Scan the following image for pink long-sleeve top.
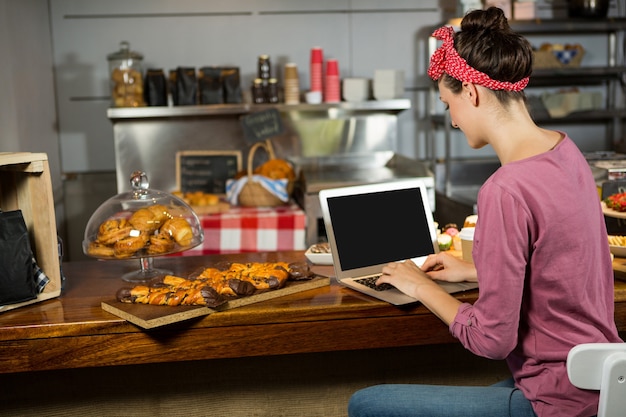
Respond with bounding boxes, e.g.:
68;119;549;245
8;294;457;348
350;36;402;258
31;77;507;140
450;135;622;417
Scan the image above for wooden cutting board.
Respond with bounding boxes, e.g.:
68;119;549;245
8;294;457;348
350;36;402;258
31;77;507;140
101;276;330;329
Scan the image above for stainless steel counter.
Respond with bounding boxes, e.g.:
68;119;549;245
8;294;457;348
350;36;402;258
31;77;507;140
107;100;411;193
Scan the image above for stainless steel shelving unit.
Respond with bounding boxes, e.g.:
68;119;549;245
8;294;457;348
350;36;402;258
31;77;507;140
107;100;412;120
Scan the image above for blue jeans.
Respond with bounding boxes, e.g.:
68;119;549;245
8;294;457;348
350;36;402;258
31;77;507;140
347;378;538;417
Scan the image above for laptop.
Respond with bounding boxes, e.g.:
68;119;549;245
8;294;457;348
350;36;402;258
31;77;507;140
319;179;478;305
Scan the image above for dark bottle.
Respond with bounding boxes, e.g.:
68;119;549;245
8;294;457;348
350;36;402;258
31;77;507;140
266;78;279;104
258;54;271;81
252;78;265;104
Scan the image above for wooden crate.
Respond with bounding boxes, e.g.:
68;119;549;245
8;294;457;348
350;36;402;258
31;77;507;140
0;152;62;312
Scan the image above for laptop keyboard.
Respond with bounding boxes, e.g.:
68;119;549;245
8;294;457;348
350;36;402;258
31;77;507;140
355;275;395;291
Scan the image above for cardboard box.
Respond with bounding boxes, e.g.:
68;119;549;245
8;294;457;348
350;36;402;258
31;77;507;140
514;1;538;20
0;152;62;312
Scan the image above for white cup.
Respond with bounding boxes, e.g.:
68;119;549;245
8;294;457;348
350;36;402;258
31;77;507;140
305;90;322;104
342;78;370;102
459;227;475;264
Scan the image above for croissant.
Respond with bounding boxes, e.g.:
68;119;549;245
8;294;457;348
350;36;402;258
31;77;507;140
254;159;295;181
160;217;194;247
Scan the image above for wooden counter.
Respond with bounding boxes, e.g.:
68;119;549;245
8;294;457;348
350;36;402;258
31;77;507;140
1;250;626;375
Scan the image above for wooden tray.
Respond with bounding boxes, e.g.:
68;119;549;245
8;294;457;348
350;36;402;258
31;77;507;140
101;275;330;329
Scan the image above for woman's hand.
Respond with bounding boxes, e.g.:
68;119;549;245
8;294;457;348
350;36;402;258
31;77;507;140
376;252;477;298
376;252;475;325
377;259;441;301
420;252;478;283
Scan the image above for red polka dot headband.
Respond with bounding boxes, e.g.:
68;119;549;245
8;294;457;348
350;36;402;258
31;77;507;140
428;26;529;92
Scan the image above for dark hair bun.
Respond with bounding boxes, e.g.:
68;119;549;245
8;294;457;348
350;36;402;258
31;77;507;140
461;6;511;34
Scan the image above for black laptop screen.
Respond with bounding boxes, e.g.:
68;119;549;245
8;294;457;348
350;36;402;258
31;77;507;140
326;187;435;271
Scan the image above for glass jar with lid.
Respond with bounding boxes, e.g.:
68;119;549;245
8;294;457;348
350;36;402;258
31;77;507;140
107;41;146;107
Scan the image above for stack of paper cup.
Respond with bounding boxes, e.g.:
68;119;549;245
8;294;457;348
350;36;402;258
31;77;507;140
324;59;340;103
284;63;300;105
310;47;323;93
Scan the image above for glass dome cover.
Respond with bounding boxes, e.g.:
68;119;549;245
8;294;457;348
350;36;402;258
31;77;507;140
83;171;203;265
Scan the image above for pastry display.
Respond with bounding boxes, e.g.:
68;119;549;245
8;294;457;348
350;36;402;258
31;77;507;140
83;172;203;262
83;172;204;282
116;261;314;307
172;191;220;207
86;205;195;259
172;190;230;215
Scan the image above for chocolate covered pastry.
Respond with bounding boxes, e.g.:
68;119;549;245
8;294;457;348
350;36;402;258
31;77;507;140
116;261;314;307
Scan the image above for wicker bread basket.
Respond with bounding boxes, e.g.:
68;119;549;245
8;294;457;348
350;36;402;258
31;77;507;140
238;140;290;207
533;45;585;69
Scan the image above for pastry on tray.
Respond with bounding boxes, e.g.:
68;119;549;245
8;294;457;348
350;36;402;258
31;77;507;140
116;261;314;308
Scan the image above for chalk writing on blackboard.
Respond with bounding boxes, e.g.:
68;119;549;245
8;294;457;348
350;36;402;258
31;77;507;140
240;108;284;143
176;151;242;194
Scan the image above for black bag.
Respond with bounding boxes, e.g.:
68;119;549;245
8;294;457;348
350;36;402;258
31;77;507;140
0;210;37;305
144;69;168;106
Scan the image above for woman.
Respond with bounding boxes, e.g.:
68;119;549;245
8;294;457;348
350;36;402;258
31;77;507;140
347;7;622;417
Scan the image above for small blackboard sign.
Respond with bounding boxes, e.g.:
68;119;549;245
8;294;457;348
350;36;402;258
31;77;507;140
176;150;242;194
240;108;284;143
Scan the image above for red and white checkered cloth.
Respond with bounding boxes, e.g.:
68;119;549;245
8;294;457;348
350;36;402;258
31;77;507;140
176;204;306;256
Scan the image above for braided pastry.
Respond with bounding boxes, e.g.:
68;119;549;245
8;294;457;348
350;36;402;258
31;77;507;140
116;262;312;307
